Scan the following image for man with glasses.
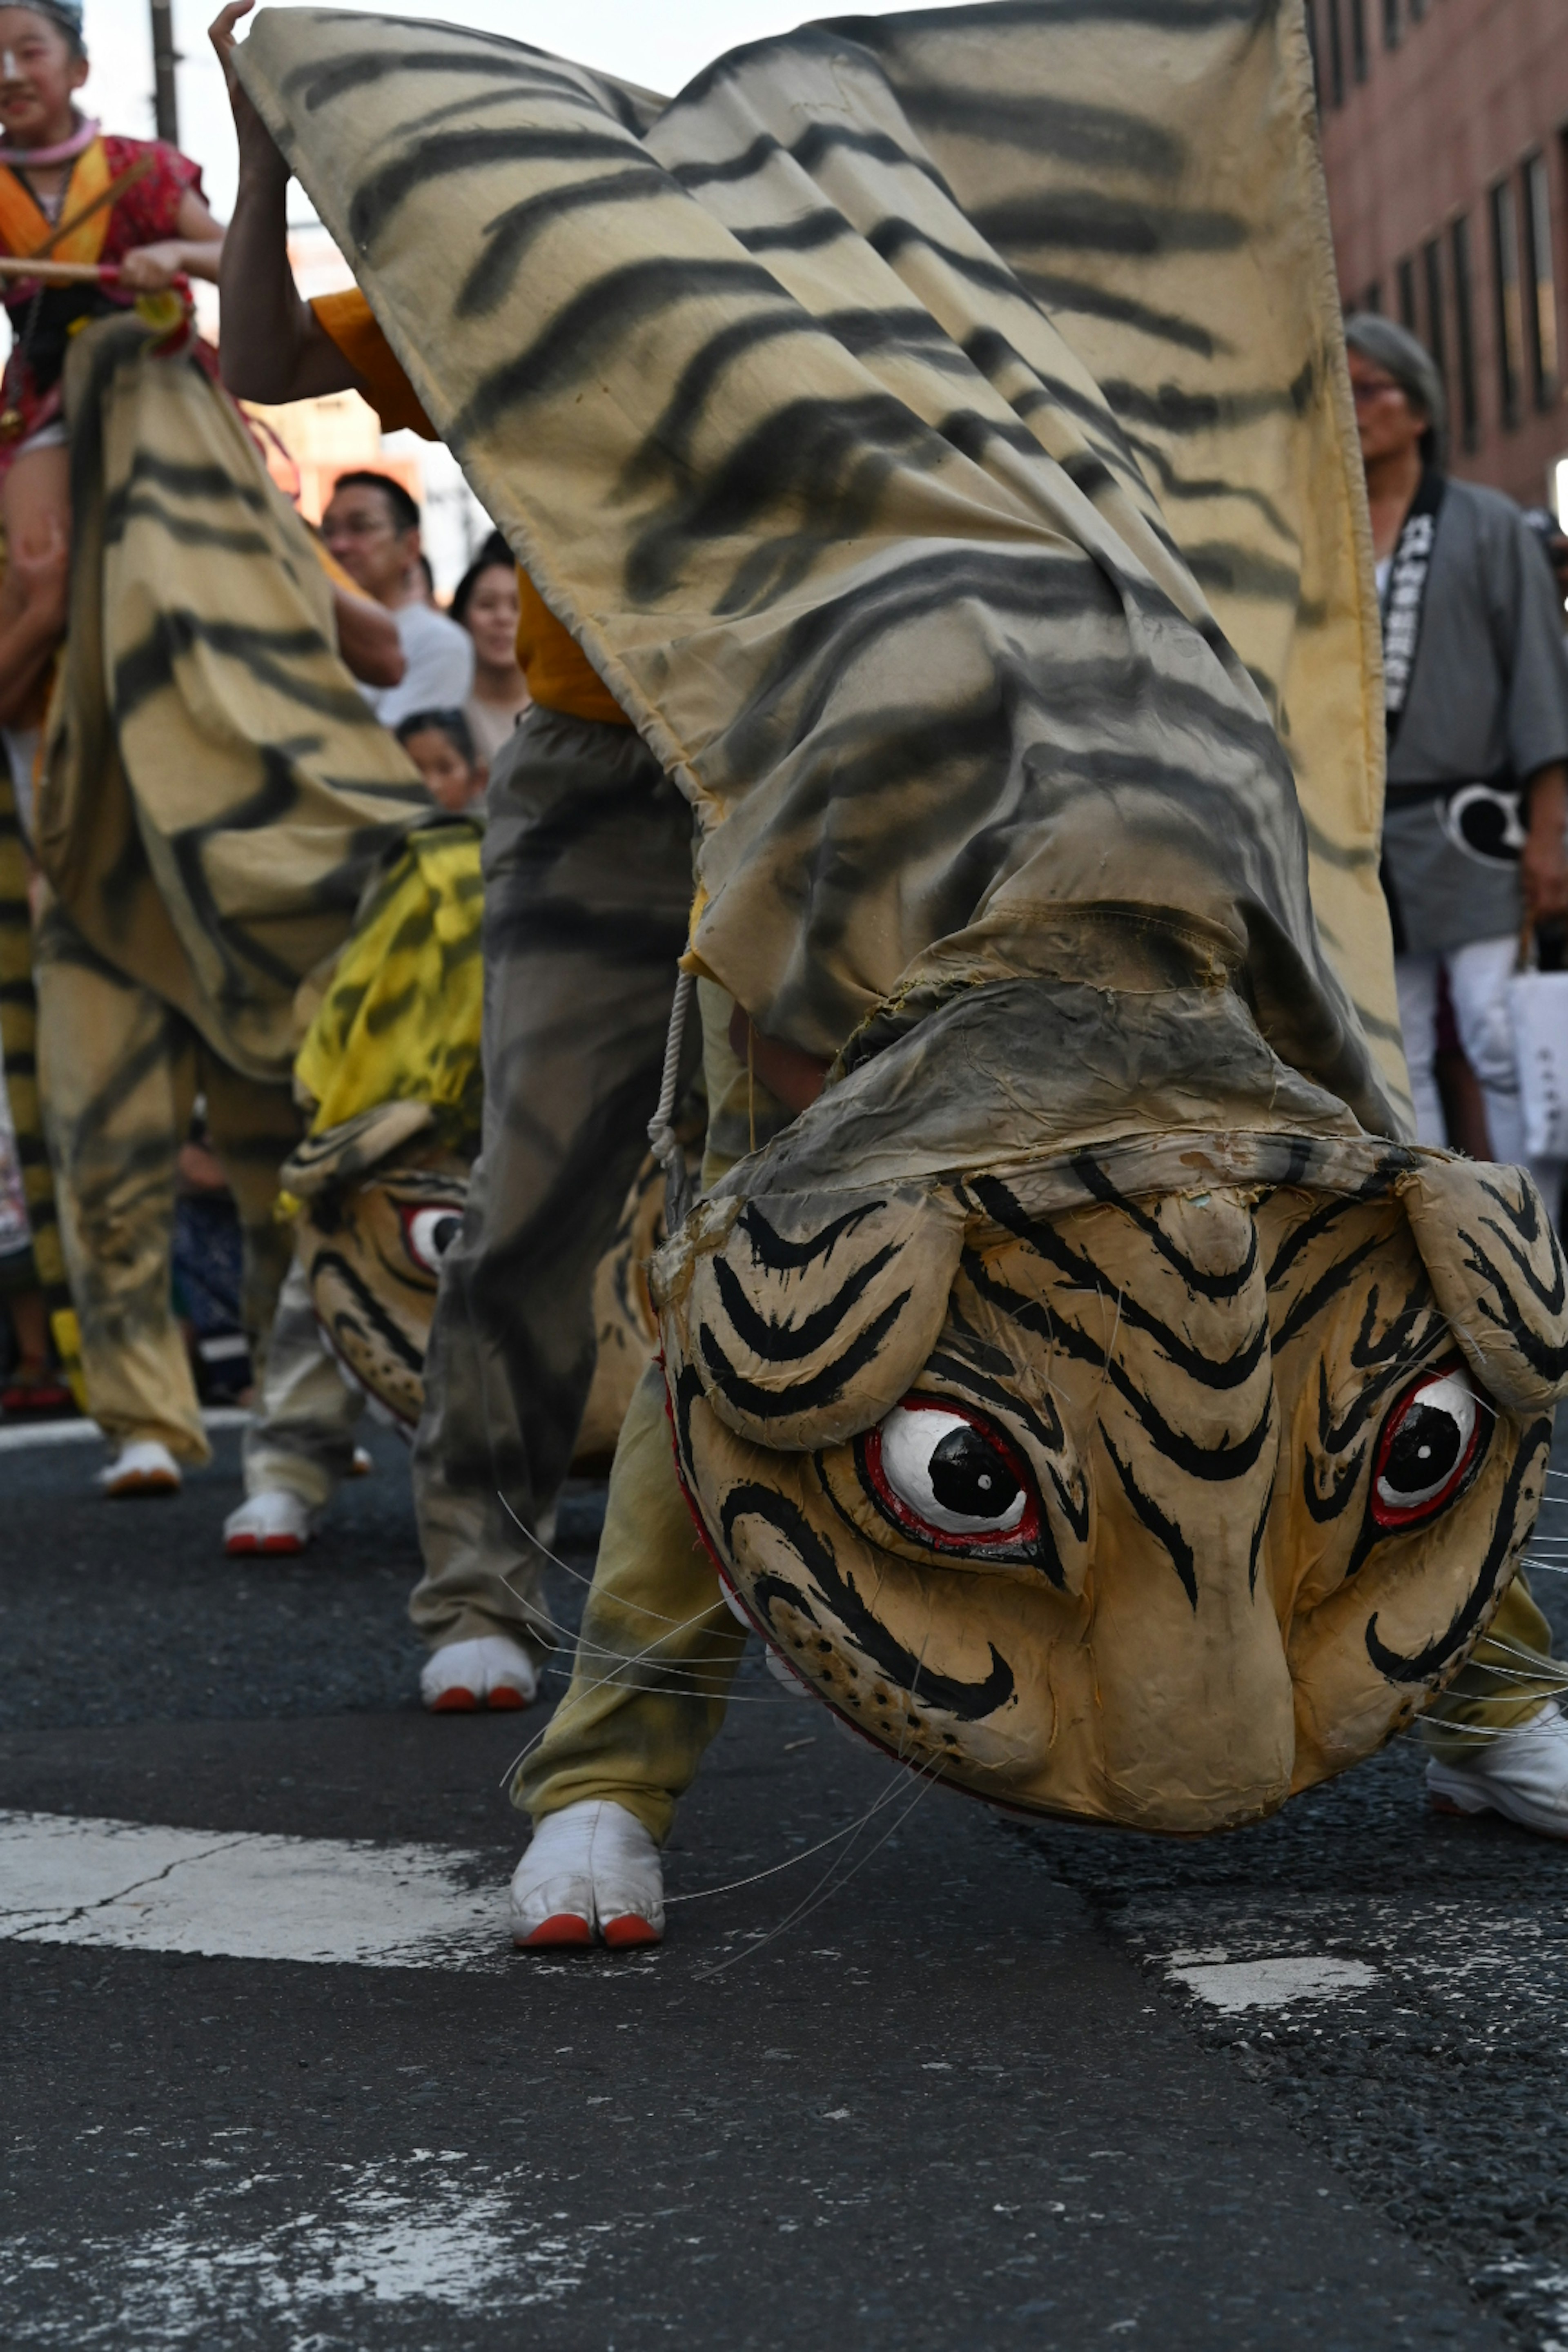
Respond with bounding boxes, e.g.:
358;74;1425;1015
320;470;472;732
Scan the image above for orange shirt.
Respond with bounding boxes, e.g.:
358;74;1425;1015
310;290;630;728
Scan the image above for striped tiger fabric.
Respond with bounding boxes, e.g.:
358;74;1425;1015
238;0;1402;1120
241;4;1568;1831
37;304;425;1087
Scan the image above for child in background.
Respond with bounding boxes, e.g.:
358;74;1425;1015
395;706;488;814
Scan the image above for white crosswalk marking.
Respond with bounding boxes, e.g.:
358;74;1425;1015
0;1810;507;1970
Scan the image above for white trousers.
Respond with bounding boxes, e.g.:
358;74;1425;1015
1395;935;1564;1214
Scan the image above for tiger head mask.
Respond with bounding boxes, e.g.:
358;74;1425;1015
655;987;1568;1835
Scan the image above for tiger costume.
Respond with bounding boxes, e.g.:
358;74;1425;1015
32;298;422;1477
239;2;1568;1936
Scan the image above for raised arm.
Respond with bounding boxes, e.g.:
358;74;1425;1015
209;0;360;403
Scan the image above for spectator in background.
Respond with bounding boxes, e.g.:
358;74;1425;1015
321;469;472;731
395;707;487;815
1345;314;1568;1200
452;531;530;766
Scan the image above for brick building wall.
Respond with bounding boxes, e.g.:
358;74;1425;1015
1313;0;1568;514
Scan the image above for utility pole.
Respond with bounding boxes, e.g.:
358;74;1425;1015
149;0;179;148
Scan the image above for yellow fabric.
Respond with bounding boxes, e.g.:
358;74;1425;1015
311;287;438;438
310;290;629;726
294;821;484;1139
0;134;112;265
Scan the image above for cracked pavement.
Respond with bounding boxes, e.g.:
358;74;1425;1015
3;1422;1568;2346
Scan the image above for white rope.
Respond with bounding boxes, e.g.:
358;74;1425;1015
648;966;696;1233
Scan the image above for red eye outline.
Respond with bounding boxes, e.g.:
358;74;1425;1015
859;1397;1042;1557
1370;1360;1486;1532
399;1203;463;1276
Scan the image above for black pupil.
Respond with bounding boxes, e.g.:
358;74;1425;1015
928;1426;1020;1520
1384;1401;1462;1496
429;1215;461;1258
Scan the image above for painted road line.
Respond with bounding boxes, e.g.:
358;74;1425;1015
1164;1951;1380;2012
0;1408;252;1455
0;1810;506;1971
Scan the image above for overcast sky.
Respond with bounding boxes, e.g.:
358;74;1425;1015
81;1;914;222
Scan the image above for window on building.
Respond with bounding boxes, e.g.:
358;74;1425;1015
1396;257;1417;331
1349;0;1368;82
1522;151;1559;410
1408;0;1425;18
1450;214;1480;452
1325;0;1345;106
1362;280;1383;314
1490;178;1524;431
1382;0;1399;46
1422;237;1448;394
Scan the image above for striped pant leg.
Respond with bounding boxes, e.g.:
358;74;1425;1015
409;706;697;1653
515;984;798;1836
33;906;208;1462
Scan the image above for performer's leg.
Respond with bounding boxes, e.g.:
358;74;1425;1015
198;1056;361;1546
509;985;795;1944
1392;951;1445;1147
1448;932;1566;1209
33;906;206;1467
1424;1576;1568;1836
409;710;695;1685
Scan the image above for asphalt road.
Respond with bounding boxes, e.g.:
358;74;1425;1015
3;1418;1568;2349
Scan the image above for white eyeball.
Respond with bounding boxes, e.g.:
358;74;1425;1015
1374;1365;1480;1523
401;1205;463;1274
875;1403;1027;1537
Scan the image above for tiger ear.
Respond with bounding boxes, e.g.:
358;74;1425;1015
653;1184;967;1450
281;1099;434;1199
1400;1156;1568;1412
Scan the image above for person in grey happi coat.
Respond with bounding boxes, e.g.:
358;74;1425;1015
1344;315;1568;1214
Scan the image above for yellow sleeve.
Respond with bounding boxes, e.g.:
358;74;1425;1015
311;288;438;440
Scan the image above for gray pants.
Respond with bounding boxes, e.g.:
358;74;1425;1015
408;706;696;1653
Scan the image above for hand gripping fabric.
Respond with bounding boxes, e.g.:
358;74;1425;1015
241;3;1568;1832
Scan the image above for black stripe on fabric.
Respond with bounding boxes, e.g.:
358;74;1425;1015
109;450;273;519
457;164;672;317
624;390;945;610
699;1290;911;1419
710;1240;902;1363
1185;541;1304;606
281;40;547;111
620;304;971;505
1467;1174;1568;1323
451;255;787;441
317;1252;425;1376
737;1200;884;1271
719;1479;1016;1721
892;80;1185;181
735;208;853;256
104;496;273;557
1123;430;1298;544
668;120;953;205
1015;269;1220;359
967;1182;1271;1390
111;611;377;729
1101;1427;1198;1608
971;192;1245;261
1065;1153;1261;1299
1365;1419;1550;1683
348;124;648;250
1102;357;1317;437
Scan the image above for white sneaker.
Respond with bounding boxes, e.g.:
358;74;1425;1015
224;1490;316;1557
96;1439;181;1498
510;1799;664;1951
420;1635;538;1715
1427;1707;1568;1839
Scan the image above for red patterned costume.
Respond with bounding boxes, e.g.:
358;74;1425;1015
0;132;203;465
